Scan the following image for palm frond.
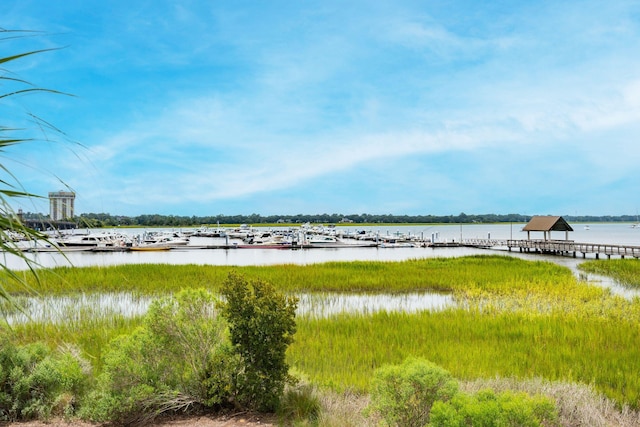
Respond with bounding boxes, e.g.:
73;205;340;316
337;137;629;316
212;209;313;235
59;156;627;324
0;47;61;66
0;30;72;315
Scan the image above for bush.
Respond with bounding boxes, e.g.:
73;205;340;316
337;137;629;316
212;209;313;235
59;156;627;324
0;340;89;421
82;279;299;423
277;383;321;425
368;357;459;427
81;288;228;423
219;272;299;411
429;388;559;427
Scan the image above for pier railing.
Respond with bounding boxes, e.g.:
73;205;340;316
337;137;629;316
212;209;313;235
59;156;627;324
459;238;640;259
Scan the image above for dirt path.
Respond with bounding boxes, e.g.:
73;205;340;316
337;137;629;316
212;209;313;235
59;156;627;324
3;413;277;427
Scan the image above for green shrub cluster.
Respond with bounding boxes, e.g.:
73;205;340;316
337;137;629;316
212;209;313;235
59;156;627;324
430;389;558;427
368;358;558;427
80;273;298;424
0;340;89;422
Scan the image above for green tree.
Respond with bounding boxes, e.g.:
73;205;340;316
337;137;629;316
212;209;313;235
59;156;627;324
219;272;298;411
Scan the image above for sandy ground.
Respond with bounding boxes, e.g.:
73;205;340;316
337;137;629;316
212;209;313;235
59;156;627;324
1;413;277;427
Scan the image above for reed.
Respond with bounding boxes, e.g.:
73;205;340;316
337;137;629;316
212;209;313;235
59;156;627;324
3;255;579;295
289;309;640;407
579;258;640;288
3;255;640;409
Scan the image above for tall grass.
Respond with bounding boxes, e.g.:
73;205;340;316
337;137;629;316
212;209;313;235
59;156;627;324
289;309;640;407
579;258;640;288
3;255;579;295
3;255;640;409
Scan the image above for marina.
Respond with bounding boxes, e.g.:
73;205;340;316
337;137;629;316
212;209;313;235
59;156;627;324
11;217;640;262
3;221;639;272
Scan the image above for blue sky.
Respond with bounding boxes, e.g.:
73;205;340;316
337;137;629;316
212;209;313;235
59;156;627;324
3;1;640;217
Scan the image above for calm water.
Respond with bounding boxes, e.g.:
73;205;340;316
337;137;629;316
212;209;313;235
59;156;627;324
3;223;639;322
4;223;640;298
6;222;639;269
3;291;455;325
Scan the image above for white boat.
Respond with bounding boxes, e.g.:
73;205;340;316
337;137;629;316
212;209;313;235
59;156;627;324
226;224;254;239
134;231;190;249
55;231;130;248
306;235;338;244
379;241;417;248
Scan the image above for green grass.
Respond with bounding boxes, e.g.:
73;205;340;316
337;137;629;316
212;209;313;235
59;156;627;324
579;258;640;288
289;310;640;406
4;255;579;295
3;255;640;408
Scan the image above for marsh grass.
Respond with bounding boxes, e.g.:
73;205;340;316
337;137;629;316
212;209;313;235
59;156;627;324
289;308;640;407
3;255;579;295
579;258;640;288
2;292;151;325
3;255;640;411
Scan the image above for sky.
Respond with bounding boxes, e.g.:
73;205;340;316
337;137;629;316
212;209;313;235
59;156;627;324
3;0;640;217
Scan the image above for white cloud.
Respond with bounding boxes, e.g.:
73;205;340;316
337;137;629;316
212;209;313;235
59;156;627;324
13;0;640;216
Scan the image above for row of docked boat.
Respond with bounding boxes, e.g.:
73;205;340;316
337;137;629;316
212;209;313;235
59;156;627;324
13;230;190;252
10;224;429;252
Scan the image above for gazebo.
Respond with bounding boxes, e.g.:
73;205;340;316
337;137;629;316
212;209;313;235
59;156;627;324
522;216;573;241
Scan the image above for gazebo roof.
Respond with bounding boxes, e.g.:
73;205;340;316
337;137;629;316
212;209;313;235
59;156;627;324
522;216;574;232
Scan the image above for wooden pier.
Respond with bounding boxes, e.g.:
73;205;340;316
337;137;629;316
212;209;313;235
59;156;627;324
458;238;640;259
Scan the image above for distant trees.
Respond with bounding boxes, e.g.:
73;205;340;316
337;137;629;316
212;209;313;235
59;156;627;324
18;210;639;229
76;212;531;227
71;212;637;228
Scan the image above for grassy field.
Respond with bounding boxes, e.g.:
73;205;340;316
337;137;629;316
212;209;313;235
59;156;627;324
3;255;640;409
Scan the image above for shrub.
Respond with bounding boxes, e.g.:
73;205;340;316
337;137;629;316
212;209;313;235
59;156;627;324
219;272;299;411
277;383;321;425
368;357;459;427
429;388;559;427
81;288;228;423
82;280;299;423
0;340;89;421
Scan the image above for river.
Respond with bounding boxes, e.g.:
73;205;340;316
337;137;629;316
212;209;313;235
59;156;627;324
4;222;640;298
3;222;639;323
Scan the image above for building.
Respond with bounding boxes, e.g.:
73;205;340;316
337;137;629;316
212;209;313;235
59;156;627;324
49;191;75;221
522;215;573;241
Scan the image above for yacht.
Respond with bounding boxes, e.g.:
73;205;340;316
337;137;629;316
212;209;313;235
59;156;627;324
55;231;129;248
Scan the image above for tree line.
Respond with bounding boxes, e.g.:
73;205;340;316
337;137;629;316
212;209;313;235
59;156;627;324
19;211;640;228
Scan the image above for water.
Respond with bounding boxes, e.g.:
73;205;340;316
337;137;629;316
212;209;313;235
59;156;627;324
4;223;640;298
297;292;454;318
7;223;640;269
3;291;455;325
2;292;151;325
